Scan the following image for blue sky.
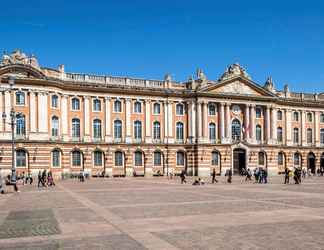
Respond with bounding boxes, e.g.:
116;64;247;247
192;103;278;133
1;0;324;93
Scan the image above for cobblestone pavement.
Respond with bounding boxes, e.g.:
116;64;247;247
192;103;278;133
0;176;324;249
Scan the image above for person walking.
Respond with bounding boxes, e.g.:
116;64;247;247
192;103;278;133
284;167;290;184
211;168;218;184
245;168;252;182
0;170;4;194
293;168;300;184
180;170;186;184
227;169;232;183
37;170;43;188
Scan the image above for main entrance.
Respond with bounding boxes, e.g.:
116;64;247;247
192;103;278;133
307;152;316;174
233;148;246;175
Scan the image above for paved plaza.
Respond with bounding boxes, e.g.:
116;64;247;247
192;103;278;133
0;176;324;249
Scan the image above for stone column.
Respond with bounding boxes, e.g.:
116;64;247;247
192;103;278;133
4;90;11;132
0;91;3;132
244;104;250;140
164;101;168;143
104;97;112;143
301;110;306;146
285;109;292;146
38;92;48;138
266;105;271;144
83;96;90;142
250;104;256;143
61;95;68;141
271;106;277;143
145;99;152;143
202;101;208;142
315;111;320;146
225;103;231;141
197;101;203;142
191;101;196;143
219;102;225;142
168;101;173;143
125;98;132;143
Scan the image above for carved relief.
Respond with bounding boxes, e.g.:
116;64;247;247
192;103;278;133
212;81;261;96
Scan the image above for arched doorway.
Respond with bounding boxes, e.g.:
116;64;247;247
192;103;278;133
320;153;324;173
233;148;246;175
307;152;316;174
231;119;241;141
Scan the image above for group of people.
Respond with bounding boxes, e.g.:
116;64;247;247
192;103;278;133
252;167;268;183
38;170;55;187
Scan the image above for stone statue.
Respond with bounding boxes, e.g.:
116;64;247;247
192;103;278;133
219;63;251;81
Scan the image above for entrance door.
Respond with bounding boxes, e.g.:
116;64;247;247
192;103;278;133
308;153;316;174
233;148;246;175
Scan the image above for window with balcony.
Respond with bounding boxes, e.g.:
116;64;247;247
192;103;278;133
72;118;80;138
93;119;102;139
114;120;122;139
176;122;184;141
293;128;299;144
153;121;161;140
209;123;216;141
134;120;142;140
307;128;313;144
51;116;59;137
277;127;283;143
16;114;26;136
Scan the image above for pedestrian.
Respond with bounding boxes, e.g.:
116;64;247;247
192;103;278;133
263;169;268;184
37;170;44;188
284;167;290;184
6;175;19;192
211;168;218;184
0;170;4;194
227;169;232;183
180;170;186;184
293;168;300;184
254;168;259;183
27;172;33;185
47;171;55;186
245;168;252;182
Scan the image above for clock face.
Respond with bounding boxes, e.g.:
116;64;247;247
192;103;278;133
232;105;241;115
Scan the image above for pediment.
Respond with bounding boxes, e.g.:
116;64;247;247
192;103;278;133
0;64;46;79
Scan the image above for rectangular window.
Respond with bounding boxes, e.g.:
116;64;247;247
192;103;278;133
94;152;102;166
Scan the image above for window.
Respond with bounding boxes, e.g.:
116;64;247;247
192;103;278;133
94;151;103;166
256;107;262;118
321;129;324;144
72;98;80;110
134;121;142;140
51;95;58;108
72;118;80;138
154;151;162;166
293;111;299;121
114;120;122;139
153;103;160;114
294;153;300;166
209;104;216;115
293;128;299;144
52;150;60;167
211;151;219;166
176;151;185;165
258;152;265;165
209;123;216;141
51;116;59;137
176;122;184;140
134;151;142;166
176;103;184;115
16;92;25;105
307;128;313;144
277;110;283;121
278;152;284;165
115;151;123;166
93;99;101;111
256;125;262;142
16;114;25;135
114;100;121;112
153;121;161;140
320;113;324;123
93;119;102;139
134;101;141;113
72;151;82;166
277;127;283;143
16;149;26;167
232;119;241;141
307;112;312;122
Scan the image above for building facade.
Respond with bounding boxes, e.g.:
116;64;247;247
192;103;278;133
0;50;324;178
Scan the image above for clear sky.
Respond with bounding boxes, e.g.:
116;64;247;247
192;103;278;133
1;0;324;93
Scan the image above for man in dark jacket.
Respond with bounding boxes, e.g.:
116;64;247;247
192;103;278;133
211;168;218;184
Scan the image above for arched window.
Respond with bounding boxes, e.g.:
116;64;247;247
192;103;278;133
277;110;283;121
51;116;59;137
176;122;184;140
231;119;241;140
294;153;300;166
277;127;283;143
93;119;102;139
256;107;262;118
320;128;324;144
307;128;313;144
320;113;324;123
176;151;185;165
72;150;82;167
114;100;121;112
258;152;265;165
307;112;312;122
211;151;219;166
154;151;162;166
209;123;216;141
115;151;123;166
51;95;58;108
134;121;142;139
208;104;216;115
278;152;284;166
52;149;60;167
134;151;143;166
16;91;25;105
134;101;141;113
256;125;262;142
93;99;101;111
176;103;184;115
93;151;103;166
16;149;26;167
72;118;80;138
293;128;299;144
153;121;161;139
71;97;80;110
114;120;122;139
16;114;25;135
153;103;160;114
293;111;299;121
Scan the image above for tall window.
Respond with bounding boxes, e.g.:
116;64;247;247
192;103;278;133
114;120;122;139
321;128;324;144
208;104;216;115
93;119;102;139
114;100;121;112
232;119;241;141
16;149;26;167
153;121;161;140
176;151;185;165
93;99;101;111
176;122;184;140
16;92;25;105
94;151;103;166
115;151;123;166
256;125;262;142
307;128;313;144
211;151;219;166
134;121;142;140
209;123;216;141
52;150;60;167
294;153;300;166
134;151;142;166
256;107;262;118
176;103;184;115
154;151;162;166
16;114;25;135
134;101;141;113
277;127;283;143
307;112;312;122
278;152;284;166
258;152;265;165
320;113;324;123
277;110;283;121
72;118;80;138
51;95;58;108
293;128;299;144
72;151;81;166
153;103;160;114
293;111;299;121
72;98;80;110
51;116;59;137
